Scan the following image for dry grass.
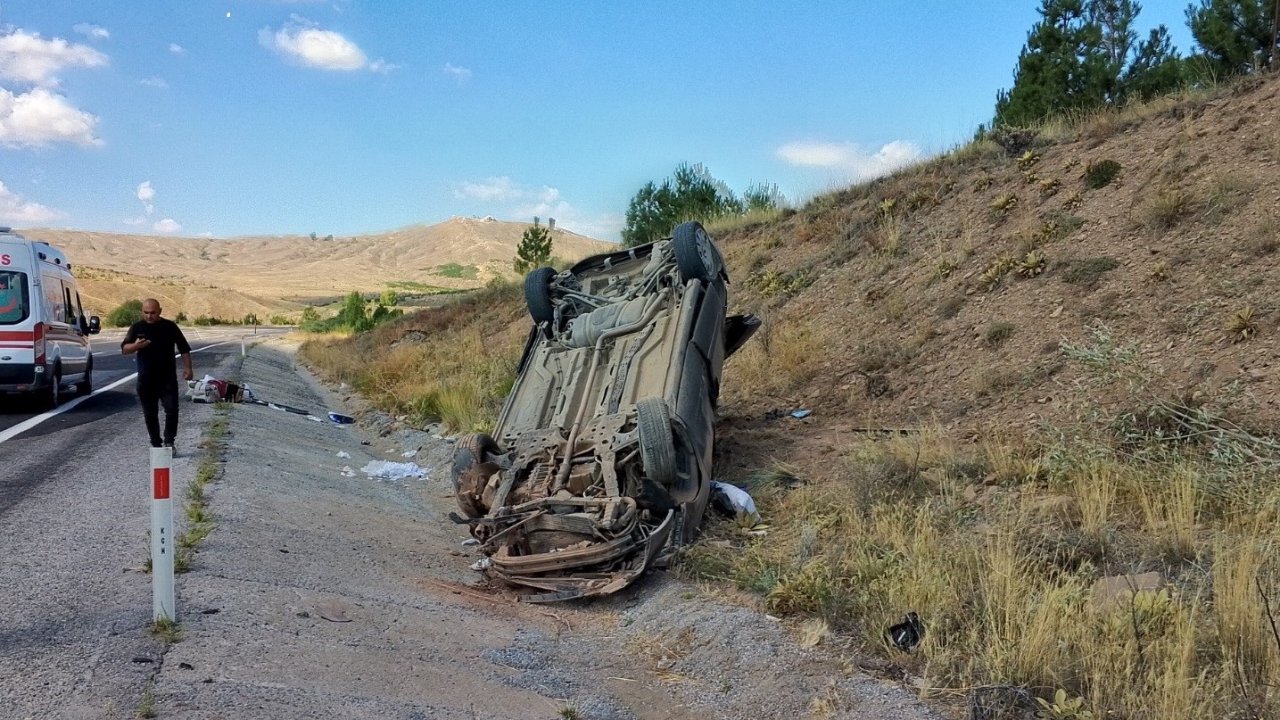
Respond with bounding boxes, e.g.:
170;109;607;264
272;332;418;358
728;316;827;396
300;283;525;432
682;419;1280;718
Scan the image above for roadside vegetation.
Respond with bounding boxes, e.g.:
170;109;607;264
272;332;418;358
300;281;525;432
687;326;1280;718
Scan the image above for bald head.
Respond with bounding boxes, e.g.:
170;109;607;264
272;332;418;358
142;299;162;324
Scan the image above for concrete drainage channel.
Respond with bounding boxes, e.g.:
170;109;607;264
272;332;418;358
134;340;941;720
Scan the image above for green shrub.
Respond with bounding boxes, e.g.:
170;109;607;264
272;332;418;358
107;299;143;327
1084;159;1121;189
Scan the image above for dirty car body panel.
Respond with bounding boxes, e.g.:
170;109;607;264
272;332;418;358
451;222;758;602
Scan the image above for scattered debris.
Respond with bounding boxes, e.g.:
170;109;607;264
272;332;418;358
359;460;427;480
187;375;245;404
336;451;351;459
790;409;812;419
340;466;356;477
469;557;492;572
401;448;419;458
328;412;355;424
886;612;924;651
461;538;480;547
314;599;353;623
710;481;762;526
1090;571;1165;612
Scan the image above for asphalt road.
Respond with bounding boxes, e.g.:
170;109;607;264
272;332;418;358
0;326;282;719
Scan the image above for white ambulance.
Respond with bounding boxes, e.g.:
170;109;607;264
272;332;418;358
0;227;100;408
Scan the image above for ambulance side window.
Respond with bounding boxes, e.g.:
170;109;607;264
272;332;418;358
42;273;65;324
63;284;76;323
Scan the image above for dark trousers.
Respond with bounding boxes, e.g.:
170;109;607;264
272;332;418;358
138;379;179;446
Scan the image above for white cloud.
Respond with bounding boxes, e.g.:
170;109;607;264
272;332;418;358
135;181;156;215
152;218;181;234
139;76;168;89
72;24;110;41
777;140;923;181
0;29;108;87
259;18;390;73
443;62;471;84
454;176;621;241
0;180;60;223
454;176;519;202
0;87;101;147
168;43;185;55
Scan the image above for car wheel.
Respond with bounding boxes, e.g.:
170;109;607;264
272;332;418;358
672;221;719;283
76;357;93;396
452;433;502;518
43;366;62;410
636;398;677;487
523;267;556;324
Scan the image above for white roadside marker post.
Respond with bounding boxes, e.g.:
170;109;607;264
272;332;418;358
150;446;175;622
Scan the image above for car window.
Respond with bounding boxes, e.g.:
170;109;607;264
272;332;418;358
0;270;28;325
62;283;76;322
41;273;65;324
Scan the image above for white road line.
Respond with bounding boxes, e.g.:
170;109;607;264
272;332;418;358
0;341;232;446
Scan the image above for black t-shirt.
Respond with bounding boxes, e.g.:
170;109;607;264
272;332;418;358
123;318;192;383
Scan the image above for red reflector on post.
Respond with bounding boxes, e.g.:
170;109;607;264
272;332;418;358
153;467;170;499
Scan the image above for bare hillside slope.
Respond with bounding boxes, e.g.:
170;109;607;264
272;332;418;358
717;73;1280;435
22;217;612;317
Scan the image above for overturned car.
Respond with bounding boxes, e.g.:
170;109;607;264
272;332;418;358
450;221;759;602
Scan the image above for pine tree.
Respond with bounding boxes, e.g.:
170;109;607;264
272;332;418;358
996;0;1102;127
514;218;554;274
620;163;745;248
995;0;1183;127
1186;0;1278;76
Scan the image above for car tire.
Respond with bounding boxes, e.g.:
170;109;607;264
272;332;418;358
76;357;93;396
452;433;502;518
523;267;556;324
636;398;677;487
43;366;62;410
672;221;719;283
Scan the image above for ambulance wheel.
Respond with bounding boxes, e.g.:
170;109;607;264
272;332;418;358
42;366;62;410
76;358;92;396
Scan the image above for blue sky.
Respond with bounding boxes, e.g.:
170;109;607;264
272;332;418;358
0;1;1197;241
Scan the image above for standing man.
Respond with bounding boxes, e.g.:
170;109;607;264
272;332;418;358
122;299;193;450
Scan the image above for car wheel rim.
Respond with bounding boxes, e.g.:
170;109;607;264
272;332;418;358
696;230;715;274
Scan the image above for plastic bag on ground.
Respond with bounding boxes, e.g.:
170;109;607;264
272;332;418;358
360;460;427;480
710;480;762;526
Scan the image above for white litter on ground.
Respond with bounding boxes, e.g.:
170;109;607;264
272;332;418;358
360;460;427;480
461;538;480;547
336;451;351;459
401;448;418;458
469;557;492;572
340;466;356;478
711;480;762;525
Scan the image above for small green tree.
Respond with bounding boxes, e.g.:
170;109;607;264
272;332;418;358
994;0;1183;127
379;289;398;307
299;306;322;332
514;218;554;274
1186;0;1278;76
621;163;747;248
174;311;188;324
108;299;144;327
337;291;371;332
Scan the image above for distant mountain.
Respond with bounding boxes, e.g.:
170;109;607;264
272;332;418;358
22;217;614;318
